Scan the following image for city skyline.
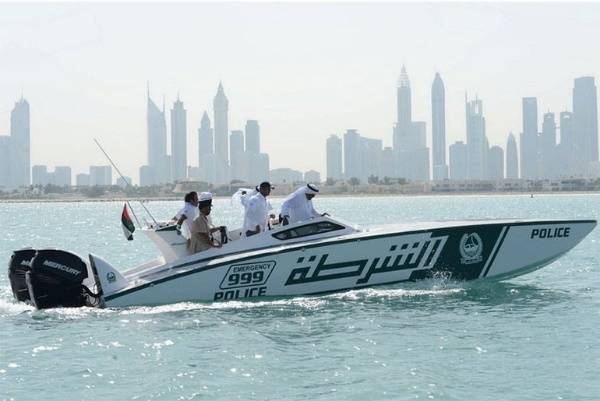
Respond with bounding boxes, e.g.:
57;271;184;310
1;3;599;183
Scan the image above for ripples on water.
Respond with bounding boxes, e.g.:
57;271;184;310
1;195;599;401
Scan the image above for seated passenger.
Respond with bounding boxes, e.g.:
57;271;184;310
187;192;225;253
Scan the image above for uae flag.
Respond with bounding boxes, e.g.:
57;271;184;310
121;203;135;241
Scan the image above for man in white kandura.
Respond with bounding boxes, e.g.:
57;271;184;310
243;181;273;237
280;184;328;225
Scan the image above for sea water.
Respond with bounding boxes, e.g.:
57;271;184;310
0;194;599;401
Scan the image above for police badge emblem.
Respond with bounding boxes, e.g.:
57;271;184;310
459;233;483;264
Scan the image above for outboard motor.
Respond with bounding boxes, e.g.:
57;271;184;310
26;249;91;309
8;248;37;302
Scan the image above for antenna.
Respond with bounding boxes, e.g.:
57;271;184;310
93;138;158;226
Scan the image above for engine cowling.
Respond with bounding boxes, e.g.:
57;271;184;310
26;249;90;309
8;248;37;302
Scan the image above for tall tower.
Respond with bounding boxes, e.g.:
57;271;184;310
520;97;539;179
431;72;448;180
10;97;30;187
326;134;343;181
213;82;229;183
170;96;187;182
506;132;519;179
229;130;245;181
394;65;412;152
245;120;260;154
147;87;168;184
198;111;215;184
540;112;556;178
573;77;599;172
558;111;575;176
465;96;487;180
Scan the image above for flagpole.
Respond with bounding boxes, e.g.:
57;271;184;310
93;138;157;227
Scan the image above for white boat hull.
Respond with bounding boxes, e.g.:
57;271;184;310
103;219;596;307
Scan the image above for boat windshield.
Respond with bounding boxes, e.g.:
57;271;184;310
272;221;346;241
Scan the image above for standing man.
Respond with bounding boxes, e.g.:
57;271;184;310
280;184;327;225
174;191;199;235
243;181;273;237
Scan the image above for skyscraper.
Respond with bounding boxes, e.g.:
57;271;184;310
89;166;112;186
213;82;229;184
393;65;412;155
558;111;575;176
198;111;215;183
573;77;599;173
431;73;448;180
0;137;12;188
343;129;362;181
487;146;504;180
326;134;343;180
520;97;539;179
9;97;30;187
32;165;48;186
465;96;487;180
393;66;430;181
147;88;169;184
449;141;468;180
396;65;412;141
229;130;245;181
54;166;72;187
245;120;260;154
170;96;187;182
506;133;519;179
540;112;557;178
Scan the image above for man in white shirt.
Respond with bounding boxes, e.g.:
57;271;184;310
174;192;199;235
280;184;327;225
243;181;273;237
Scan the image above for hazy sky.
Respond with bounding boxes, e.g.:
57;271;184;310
1;2;599;184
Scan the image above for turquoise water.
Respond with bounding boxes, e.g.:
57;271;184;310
1;194;599;401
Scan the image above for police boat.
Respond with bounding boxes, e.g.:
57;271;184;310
8;216;596;309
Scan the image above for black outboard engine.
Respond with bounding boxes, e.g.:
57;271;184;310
26;249;90;309
8;248;37;302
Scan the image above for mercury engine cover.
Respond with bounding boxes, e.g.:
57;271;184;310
26;249;89;309
8;248;37;302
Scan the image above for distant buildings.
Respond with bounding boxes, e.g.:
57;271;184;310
2;73;596;192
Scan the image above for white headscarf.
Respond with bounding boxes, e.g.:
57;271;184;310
282;184;319;203
280;184;320;223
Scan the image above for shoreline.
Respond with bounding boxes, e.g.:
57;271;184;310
1;191;599;204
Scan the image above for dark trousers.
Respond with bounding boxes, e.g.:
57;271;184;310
245;230;259;237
